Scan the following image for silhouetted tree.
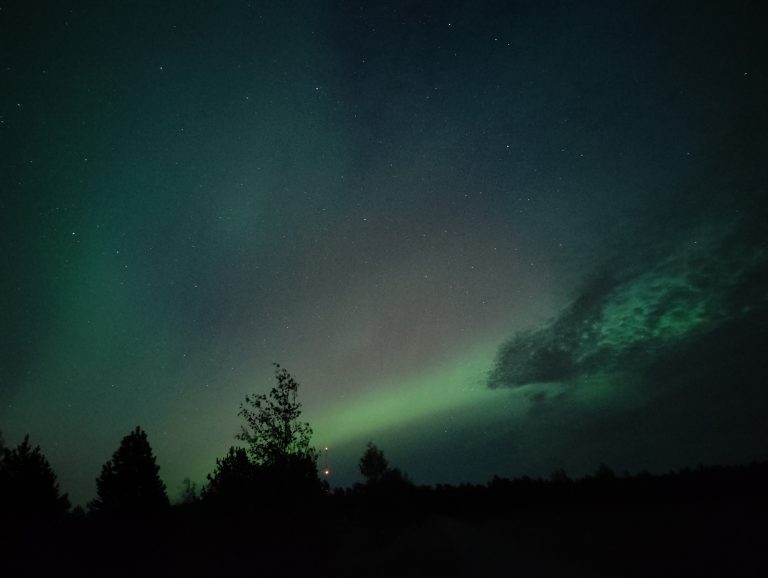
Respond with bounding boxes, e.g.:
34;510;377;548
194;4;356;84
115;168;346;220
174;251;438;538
232;364;324;507
90;426;169;515
359;442;389;483
179;477;199;504
356;443;414;512
237;363;315;465
549;468;571;484
204;446;257;511
379;467;412;486
0;434;70;518
592;463;617;482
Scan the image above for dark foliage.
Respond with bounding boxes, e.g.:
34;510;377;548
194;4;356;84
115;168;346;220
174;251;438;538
206;364;326;512
359;441;389;483
257;451;328;506
203;446;257;514
354;443;415;517
358;442;414;492
89;426;169;516
4;393;767;576
3;426;767;577
0;434;70;518
178;477;199;504
203;449;325;517
237;363;315;466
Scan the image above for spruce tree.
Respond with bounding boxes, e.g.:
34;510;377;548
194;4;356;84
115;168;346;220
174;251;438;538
359;442;389;483
0;434;70;518
90;426;169;515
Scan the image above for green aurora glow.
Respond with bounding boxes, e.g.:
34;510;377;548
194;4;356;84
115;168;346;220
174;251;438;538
1;1;766;504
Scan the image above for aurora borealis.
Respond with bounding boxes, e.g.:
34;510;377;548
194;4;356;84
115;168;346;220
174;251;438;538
1;1;767;506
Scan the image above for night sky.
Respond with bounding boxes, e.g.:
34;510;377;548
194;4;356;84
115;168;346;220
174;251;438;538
2;1;767;506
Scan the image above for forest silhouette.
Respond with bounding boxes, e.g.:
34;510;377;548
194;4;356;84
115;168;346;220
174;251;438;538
1;366;766;577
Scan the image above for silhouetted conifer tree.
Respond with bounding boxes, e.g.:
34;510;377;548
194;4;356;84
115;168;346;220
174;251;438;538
90;426;169;515
592;463;617;482
549;468;571;484
359;442;389;483
356;443;413;512
179;477;199;504
204;446;257;512
0;434;70;518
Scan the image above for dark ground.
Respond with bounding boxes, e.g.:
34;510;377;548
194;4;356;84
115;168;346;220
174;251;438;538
4;499;766;576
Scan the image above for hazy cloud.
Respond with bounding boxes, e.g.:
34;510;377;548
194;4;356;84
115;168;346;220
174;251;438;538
489;219;768;390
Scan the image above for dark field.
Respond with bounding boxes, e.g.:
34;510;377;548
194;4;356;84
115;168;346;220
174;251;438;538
5;463;766;577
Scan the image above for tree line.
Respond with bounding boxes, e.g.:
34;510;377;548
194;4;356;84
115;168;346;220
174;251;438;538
0;364;410;519
2;364;767;521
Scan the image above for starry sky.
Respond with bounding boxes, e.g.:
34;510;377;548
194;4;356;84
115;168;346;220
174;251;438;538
1;1;767;506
